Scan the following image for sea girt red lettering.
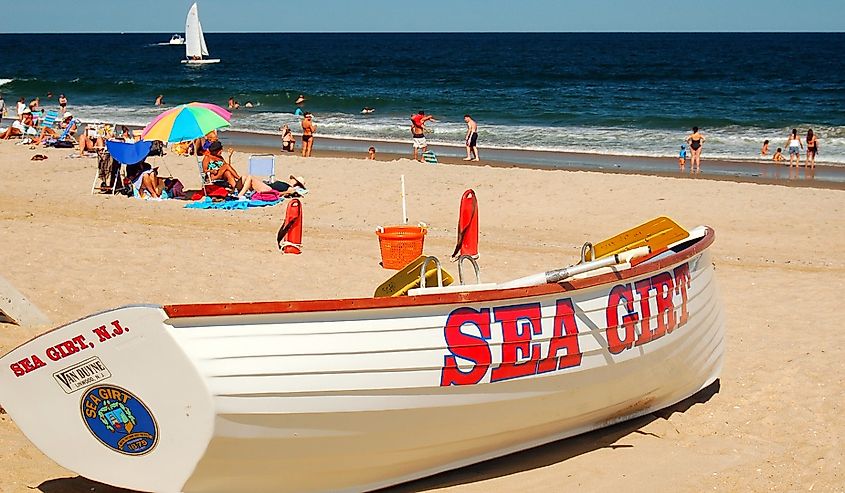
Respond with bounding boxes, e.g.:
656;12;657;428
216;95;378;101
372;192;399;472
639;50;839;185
439;262;692;386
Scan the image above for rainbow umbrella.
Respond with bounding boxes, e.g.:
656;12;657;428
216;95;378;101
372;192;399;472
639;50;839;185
141;102;232;143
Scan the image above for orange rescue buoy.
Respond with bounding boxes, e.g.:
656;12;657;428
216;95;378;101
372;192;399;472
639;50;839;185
452;189;478;259
277;199;303;254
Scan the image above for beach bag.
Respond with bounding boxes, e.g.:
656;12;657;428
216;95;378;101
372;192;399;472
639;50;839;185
53;140;74;148
251;190;281;202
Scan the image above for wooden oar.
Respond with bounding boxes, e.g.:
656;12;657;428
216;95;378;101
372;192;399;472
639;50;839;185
498;246;651;290
585;216;688;261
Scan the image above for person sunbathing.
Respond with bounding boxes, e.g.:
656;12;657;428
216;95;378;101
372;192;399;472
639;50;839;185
237;174;306;198
0;110;36;139
202;140;242;189
77;125;105;156
127;163;160;199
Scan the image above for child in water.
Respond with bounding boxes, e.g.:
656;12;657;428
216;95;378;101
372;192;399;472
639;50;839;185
772;147;785;163
678;145;687;171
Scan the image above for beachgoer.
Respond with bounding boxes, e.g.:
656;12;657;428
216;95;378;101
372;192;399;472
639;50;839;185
361;107;375;114
280;125;295;152
295;94;306;105
202;140;242;189
411;111;436;162
76;124;105;155
772;148;785;163
16;97;26;120
805;129;818;169
58;94;68;114
785;128;803;170
678;145;687;171
238;175;306;198
0;94;5;118
128;163;160;199
155;95;164;106
227;97;237;109
761;140;769;157
29;97;40;111
463;115;479;161
244;101;254;108
0;110;36;140
368;146;376;160
46;92;53;99
685;126;705;174
301;113;316;157
294;107;305;117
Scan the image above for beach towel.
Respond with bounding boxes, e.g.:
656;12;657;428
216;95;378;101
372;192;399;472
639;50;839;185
184;196;282;210
422;151;438;164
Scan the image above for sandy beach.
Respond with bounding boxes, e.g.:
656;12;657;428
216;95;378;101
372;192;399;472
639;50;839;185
1;140;843;493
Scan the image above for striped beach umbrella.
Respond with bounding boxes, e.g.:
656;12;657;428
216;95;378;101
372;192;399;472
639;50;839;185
141;102;231;143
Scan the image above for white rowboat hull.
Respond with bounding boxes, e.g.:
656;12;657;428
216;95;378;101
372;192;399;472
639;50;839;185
181;59;220;65
0;228;724;493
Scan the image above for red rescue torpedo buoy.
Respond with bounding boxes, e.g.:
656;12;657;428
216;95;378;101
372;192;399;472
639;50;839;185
452;189;478;259
277;199;303;254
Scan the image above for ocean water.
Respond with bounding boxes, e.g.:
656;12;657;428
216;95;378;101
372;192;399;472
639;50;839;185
1;33;843;164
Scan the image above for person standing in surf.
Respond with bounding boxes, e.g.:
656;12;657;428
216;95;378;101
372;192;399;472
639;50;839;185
301;112;316;157
463;115;480;161
411;111;436;162
785;128;803;177
685;127;705;174
58;94;68;115
805;129;818;170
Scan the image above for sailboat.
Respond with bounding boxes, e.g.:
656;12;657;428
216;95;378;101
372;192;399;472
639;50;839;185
181;3;219;65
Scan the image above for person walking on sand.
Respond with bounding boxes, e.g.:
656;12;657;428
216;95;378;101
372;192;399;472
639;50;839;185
301;112;316;157
785;128;803;175
463;115;480;161
685;127;705;174
411;111;436;162
805;129;818;170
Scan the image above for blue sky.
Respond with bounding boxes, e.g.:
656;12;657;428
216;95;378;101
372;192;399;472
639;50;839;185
5;0;844;33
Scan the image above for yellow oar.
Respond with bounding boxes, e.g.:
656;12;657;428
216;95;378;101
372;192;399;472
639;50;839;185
586;216;689;261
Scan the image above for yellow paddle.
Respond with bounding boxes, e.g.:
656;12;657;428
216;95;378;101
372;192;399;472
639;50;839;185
585;216;689;261
374;256;455;297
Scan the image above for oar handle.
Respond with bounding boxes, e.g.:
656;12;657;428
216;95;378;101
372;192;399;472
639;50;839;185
499;246;651;290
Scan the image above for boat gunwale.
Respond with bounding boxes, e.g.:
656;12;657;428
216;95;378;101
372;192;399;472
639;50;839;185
163;227;715;319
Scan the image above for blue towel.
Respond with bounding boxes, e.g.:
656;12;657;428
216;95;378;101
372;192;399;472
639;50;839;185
184;197;282;210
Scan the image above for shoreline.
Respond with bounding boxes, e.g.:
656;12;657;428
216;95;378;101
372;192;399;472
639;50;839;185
224;130;845;191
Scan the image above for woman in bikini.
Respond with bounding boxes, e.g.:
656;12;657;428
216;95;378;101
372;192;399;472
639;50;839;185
685;126;705;174
805;129;818;170
202;140;242;189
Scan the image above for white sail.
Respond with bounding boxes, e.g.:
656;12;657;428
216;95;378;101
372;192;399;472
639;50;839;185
185;3;202;59
197;15;209;56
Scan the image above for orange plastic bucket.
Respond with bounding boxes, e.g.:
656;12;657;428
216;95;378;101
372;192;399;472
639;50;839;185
376;226;427;269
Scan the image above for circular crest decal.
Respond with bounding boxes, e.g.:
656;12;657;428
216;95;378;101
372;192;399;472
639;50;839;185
80;385;158;455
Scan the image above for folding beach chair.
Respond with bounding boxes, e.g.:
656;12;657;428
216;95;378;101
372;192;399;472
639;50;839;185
248;154;276;182
38;110;60;131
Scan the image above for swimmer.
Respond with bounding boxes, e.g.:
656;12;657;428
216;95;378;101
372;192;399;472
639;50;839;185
295;94;306;105
155;94;164;106
361;107;375;114
244;101;254;108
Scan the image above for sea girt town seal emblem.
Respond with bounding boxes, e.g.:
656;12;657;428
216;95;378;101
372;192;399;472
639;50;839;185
80;385;158;455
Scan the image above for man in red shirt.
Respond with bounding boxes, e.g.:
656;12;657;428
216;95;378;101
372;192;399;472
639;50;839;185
410;111;436;162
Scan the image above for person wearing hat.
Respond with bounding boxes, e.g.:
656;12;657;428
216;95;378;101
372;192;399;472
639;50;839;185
237;174;307;199
202;140;242;190
1;108;36;140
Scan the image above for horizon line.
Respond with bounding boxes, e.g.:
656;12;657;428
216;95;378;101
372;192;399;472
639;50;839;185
1;30;843;35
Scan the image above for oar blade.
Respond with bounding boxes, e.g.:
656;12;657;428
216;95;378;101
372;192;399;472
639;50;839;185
590;216;688;261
